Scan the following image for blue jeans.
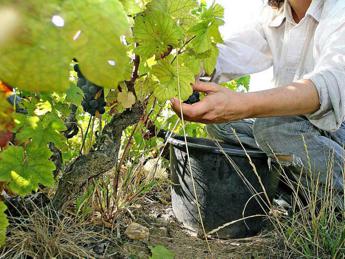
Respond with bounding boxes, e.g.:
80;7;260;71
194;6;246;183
206;116;345;208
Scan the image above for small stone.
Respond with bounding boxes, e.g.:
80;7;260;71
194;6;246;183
125;222;150;241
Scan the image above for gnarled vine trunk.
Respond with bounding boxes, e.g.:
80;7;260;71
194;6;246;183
52;104;143;211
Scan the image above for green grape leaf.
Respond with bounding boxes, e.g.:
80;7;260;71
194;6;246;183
152;60;194;102
0;202;9;246
202;44;219;75
0;0;131;92
15;112;67;149
0;145;55;195
64;0;132;88
65;84;84;105
133;11;183;59
236;76;251;91
147;0;198;30
180;52;202;75
180;45;218;76
149;245;175;259
0;146;23;182
189;4;224;54
221;76;251;92
0;0;72;92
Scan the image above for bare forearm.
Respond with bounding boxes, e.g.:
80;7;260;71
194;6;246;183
171;80;321;124
246;79;320;118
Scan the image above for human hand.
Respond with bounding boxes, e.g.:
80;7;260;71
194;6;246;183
171;81;251;124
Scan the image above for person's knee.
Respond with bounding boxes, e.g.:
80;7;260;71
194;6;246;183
253;116;315;151
253;117;305;167
253;118;277;151
253;117;293;155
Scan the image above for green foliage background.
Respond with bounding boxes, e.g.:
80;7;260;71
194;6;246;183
0;0;250;246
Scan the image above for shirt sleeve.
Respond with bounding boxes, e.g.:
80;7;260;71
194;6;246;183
303;20;345;132
213;20;273;84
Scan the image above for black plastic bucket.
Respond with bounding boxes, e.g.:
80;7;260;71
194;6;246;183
168;136;280;238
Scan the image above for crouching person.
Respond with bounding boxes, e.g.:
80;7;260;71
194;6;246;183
171;0;345;210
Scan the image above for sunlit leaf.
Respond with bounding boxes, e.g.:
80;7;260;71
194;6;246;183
0;0;72;92
34;101;52;116
64;0;132;88
202;44;219;75
151;60;194;102
0;145;55;195
0;0;131;92
133;11;183;59
147;0;198;30
15;112;67;148
189;4;224;54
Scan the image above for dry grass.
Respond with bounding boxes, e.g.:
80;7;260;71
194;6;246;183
0;204;118;258
266;139;345;258
272;167;345;258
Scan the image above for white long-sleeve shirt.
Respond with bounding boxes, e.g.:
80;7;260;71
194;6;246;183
214;0;345;132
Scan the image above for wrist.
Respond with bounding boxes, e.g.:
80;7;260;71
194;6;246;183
243;92;261;119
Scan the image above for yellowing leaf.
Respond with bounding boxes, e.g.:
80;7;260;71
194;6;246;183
10;170;31;190
117;91;136;109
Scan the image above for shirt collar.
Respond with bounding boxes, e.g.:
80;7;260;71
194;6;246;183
306;0;324;22
268;5;285;27
268;0;324;28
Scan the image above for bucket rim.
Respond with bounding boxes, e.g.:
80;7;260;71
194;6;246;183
167;136;267;158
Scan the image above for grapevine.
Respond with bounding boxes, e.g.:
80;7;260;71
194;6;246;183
0;0;225;247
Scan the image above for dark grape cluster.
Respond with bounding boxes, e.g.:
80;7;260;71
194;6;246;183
74;64;106;116
7;95;27;114
184;91;200;105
